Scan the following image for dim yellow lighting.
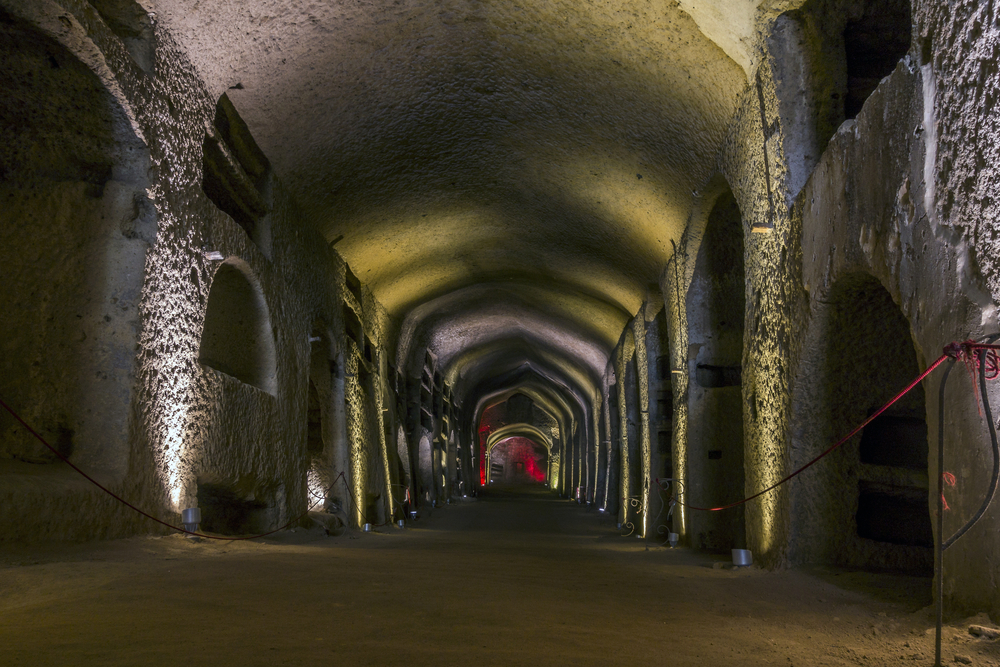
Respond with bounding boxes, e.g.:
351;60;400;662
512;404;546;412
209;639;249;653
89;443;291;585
164;423;185;510
633;316;650;539
374;367;395;521
159;376;192;513
307;467;326;511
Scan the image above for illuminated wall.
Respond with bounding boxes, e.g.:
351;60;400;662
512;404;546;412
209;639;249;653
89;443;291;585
8;0;1000;625
488;437;547;484
0;1;405;539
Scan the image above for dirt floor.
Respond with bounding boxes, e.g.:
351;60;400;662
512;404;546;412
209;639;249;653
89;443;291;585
2;486;999;666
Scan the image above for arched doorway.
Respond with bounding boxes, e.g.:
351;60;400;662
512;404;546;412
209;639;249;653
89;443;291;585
790;273;931;573
0;10;151;502
199;259;277;394
488;437;548;485
417;431;433;504
686;186;746;552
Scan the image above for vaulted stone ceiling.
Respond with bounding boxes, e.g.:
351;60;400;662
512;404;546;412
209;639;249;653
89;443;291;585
149;0;768;408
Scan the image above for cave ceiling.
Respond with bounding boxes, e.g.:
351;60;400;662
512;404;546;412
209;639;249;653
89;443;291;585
148;0;777;405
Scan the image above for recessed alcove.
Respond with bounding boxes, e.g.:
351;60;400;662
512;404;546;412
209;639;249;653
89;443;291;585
856;483;933;547
198;260;277;395
343;304;364;354
769;0;912;201
0;9;151;484
686;184;746;551
345;265;364;306
307;382;323;454
306;325;335;458
196;481;270;535
488;436;547;485
843;0;911;120
792;272;931;573
858;409;927;469
202;94;272;257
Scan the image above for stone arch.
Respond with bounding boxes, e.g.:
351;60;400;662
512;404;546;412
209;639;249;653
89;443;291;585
647;304;676;535
417;430;433;504
0;9;151;482
397;424;412;499
606;363;622;517
304;320;338;510
488;436;549;485
486;423;554;486
198;259;277;395
790;272;931;573
686;185;746;552
622;330;642;527
486;424;553;452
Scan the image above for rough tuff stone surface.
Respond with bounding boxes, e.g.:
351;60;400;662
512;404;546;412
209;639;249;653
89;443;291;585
6;0;1000;627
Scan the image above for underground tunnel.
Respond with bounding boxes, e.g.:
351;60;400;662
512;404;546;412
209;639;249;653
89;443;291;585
3;0;1000;665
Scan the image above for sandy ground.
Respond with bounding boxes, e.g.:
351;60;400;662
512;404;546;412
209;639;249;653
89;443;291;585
1;486;999;666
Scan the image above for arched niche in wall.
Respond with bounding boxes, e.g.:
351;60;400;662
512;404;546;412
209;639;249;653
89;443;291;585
646;305;675;536
686;185;746;552
790;272;931;573
596;374;613;511
202;94;273;258
198;259;277;395
621;331;642;527
417;431;433;503
605;373;621;516
396;425;412;499
769;0;912;199
306;322;337;458
0;9;152;479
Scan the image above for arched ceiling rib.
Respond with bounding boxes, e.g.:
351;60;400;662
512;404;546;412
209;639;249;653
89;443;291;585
487;425;553;452
449;339;598;408
398;282;617;380
467;365;590;444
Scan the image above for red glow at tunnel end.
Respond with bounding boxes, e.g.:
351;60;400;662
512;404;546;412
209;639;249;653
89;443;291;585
489;436;546;483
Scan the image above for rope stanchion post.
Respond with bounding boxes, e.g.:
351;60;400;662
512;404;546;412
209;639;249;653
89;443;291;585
932;337;1000;666
935;360;953;667
648;338;1000;667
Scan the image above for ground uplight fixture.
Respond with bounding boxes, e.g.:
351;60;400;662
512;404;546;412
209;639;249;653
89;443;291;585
668;532;679;548
363;523;373;532
732;549;752;567
397;519;405;528
181;507;201;536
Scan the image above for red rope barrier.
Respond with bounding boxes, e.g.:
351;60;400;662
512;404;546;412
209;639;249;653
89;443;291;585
0;396;316;541
3;340;997;531
663;348;962;512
